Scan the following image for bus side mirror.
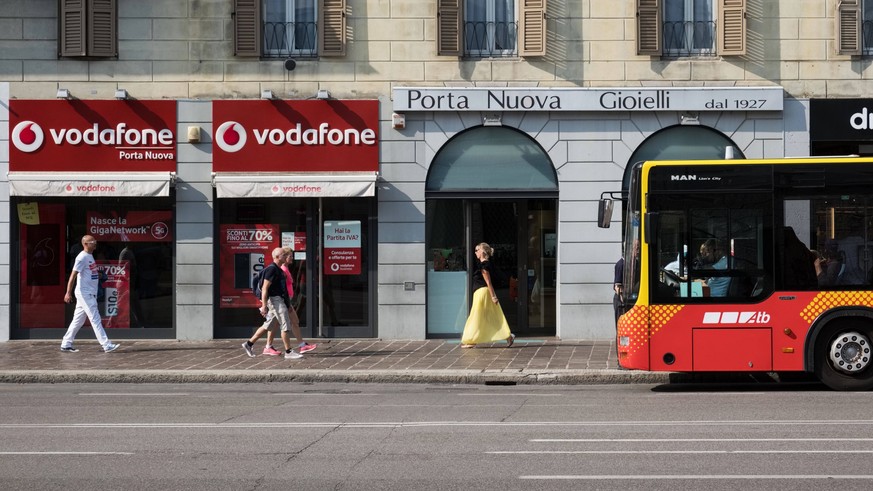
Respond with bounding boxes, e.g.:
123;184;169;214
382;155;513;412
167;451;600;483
598;199;614;228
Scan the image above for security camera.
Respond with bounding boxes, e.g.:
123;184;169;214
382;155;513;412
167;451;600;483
284;59;296;71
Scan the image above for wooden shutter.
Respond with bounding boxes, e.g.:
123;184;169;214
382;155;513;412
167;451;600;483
519;0;547;56
636;0;661;55
718;0;745;55
88;0;116;57
319;0;346;56
437;0;462;56
837;0;861;55
234;0;261;57
59;0;87;57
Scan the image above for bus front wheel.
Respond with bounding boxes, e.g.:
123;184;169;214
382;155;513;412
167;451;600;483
814;321;873;391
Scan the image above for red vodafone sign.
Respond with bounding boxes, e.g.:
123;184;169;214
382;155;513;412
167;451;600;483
9;100;177;172
213;100;379;172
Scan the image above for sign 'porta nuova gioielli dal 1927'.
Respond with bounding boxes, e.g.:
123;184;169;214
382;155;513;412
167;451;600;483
392;86;784;112
9;100;177;172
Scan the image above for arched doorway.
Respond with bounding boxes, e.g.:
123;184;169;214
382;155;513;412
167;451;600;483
623;124;744;192
425;126;558;338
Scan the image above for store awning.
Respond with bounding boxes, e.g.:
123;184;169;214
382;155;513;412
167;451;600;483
212;172;378;198
7;172;176;197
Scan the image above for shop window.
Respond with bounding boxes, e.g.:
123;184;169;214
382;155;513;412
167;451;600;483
636;0;745;57
58;0;117;58
215;198;373;338
437;0;546;58
234;0;346;58
15;198;174;334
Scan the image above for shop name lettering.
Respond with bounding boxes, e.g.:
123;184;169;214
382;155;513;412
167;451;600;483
119;150;174;160
326;227;359;241
45;123;174;159
89;216;150;236
403;90;674;110
251;124;376;146
49;124;172;145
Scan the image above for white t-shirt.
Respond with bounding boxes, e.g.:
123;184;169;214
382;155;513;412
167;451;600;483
73;250;100;296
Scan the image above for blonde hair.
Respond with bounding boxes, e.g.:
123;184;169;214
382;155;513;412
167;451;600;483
477;242;493;259
281;246;293;263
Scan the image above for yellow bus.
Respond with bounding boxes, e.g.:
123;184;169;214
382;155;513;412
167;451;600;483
601;157;873;390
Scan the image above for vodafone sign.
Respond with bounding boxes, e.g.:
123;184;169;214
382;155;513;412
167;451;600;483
212;100;379;172
10;100;177;172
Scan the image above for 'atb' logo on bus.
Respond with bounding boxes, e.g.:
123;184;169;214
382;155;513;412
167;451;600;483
702;311;771;324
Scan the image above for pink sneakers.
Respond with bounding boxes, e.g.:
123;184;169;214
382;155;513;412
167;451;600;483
298;342;317;354
262;346;281;356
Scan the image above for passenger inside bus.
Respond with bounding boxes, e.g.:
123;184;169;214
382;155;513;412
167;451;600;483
814;240;844;287
697;239;729;296
781;227;818;290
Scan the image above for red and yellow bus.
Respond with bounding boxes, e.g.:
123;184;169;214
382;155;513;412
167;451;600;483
602;157;873;390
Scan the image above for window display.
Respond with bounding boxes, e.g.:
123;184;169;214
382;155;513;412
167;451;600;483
14;198;174;334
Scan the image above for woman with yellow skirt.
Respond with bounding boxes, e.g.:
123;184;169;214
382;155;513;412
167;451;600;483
460;243;516;348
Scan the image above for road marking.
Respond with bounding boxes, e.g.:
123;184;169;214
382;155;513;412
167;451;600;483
0;452;133;455
456;393;563;397
532;438;873;442
79;393;190;396
485;450;873;455
4;419;873;429
519;475;873;480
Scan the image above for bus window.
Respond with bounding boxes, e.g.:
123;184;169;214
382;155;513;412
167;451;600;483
650;192;769;303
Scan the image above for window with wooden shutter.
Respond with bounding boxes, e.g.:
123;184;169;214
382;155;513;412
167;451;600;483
637;0;661;55
837;0;861;55
519;0;547;56
59;0;116;58
437;0;462;56
234;0;261;57
59;0;87;57
89;0;116;57
718;0;745;55
319;0;347;57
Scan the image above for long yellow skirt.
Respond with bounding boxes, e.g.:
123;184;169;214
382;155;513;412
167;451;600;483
460;287;511;345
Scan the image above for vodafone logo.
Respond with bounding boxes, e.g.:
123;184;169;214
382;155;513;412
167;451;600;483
12;121;45;153
216;121;247;153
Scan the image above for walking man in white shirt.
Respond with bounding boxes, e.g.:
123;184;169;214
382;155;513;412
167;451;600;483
60;235;120;353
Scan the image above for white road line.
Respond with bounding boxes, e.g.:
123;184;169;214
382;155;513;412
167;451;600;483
531;438;873;442
520;475;873;480
456;393;563;397
0;452;133;455
79;393;190;396
3;419;873;429
485;450;873;455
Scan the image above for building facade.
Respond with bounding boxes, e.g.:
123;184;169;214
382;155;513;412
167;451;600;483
0;0;870;341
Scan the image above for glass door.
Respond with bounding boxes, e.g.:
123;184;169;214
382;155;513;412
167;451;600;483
426;198;556;337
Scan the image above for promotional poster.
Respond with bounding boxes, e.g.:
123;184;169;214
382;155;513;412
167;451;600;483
96;260;131;328
219;224;280;308
87;211;173;242
323;220;361;275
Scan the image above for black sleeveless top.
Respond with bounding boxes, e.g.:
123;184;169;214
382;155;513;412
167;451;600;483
472;260;492;291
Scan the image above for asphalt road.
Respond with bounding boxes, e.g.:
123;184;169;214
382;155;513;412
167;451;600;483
1;381;872;490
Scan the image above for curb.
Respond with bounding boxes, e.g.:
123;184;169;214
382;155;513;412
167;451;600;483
0;369;674;385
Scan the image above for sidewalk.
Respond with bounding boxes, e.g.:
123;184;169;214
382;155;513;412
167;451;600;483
0;337;673;385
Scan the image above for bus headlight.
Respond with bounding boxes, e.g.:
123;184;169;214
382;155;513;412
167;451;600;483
619;336;630;347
